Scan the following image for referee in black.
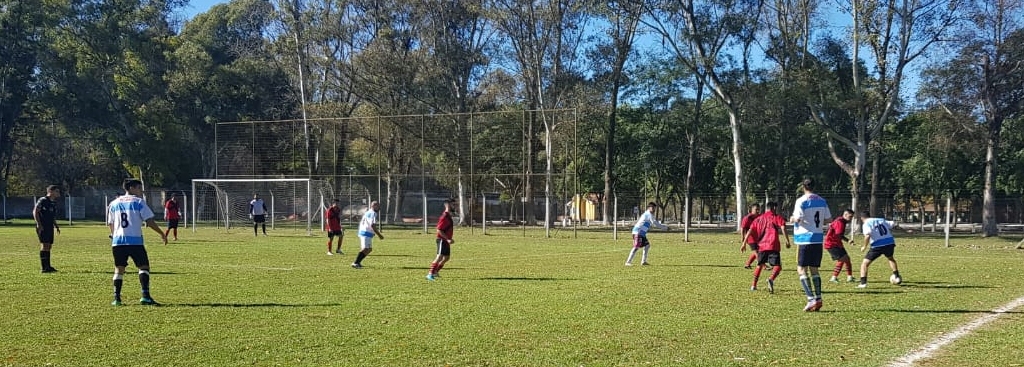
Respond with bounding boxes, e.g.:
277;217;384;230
33;185;62;273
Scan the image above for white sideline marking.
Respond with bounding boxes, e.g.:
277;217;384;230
888;295;1024;367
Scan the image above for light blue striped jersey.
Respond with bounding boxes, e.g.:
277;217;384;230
861;217;896;247
632;210;667;236
791;193;831;245
107;195;155;246
358;209;378;238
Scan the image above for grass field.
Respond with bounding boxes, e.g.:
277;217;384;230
2;220;1024;367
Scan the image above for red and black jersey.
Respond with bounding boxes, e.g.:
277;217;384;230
164;200;181;220
750;210;786;252
740;212;759;244
326;206;342;231
824;217;849;249
436;210;453;241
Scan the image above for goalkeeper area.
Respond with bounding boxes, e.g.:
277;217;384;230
190;178;335;234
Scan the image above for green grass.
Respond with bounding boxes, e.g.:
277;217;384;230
2;220;1024;366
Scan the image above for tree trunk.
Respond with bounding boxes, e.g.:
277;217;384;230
982;115;1002;237
728;111;745;231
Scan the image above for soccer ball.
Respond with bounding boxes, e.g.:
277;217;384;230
890;274;902;285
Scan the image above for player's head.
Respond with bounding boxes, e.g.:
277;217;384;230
370;201;380;211
331;199;339;207
647;202;658;211
253;193;260;199
859;210;871;220
843;209;855;220
46;185;61;198
124;179;143;194
765;201;778;212
800;178;815;192
748;203;761;213
444;198;455;211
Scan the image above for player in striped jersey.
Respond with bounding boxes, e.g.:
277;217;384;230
351;201;384;268
625;202;669;266
791;178;831;312
107;179;167;306
857;211;901;288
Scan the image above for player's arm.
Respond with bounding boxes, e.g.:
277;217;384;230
145;218;168;245
32;201;41;229
780;222;792;248
861;234;870;252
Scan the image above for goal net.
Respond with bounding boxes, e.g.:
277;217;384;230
190;178;334;234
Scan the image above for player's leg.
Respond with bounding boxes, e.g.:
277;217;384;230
262;221;268;235
625;235;641;266
842;254;855;281
111;247;129;306
640;239;651;265
751;252;765;290
807;244;824;311
352;236;371;268
767;253;781;294
796;247;815;305
133;248;157;305
326;232;335;255
427;239;444;279
884;246;900;280
744;244;758;268
859;247;881;287
38;228;56;272
336;231;344;254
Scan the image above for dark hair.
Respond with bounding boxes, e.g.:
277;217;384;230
765;201;778;210
843;209;855;216
647;202;658;208
123;179;142;191
332;199;340;203
749;203;761;209
46;185;61;192
859;210;871;219
800;178;815;190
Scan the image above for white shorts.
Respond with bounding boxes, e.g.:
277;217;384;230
359;236;373;250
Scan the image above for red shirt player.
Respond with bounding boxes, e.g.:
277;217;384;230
325;200;343;255
163;196;181;241
824;209;855;282
426;199;455;281
738;203;762;269
746;202;791;293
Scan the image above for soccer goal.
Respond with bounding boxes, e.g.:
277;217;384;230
191;178;334;235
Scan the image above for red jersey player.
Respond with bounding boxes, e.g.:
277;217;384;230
163;195;181;241
824;209;856;283
426;199;455;281
325;200;343;255
739;203;761;269
744;202;791;293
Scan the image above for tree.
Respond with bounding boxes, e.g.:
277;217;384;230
807;0;962;218
0;0;47;197
644;0;764;229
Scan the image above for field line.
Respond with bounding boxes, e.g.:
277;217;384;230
888;294;1024;367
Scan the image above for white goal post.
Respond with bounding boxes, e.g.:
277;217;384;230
191;178;334;235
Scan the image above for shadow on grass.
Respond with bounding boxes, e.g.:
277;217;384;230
899;283;996;289
373;254;413;257
660;264;737;268
64;270;186;275
478;277;575;281
170;302;343;308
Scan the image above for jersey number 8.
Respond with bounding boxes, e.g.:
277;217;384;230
120;213;130;228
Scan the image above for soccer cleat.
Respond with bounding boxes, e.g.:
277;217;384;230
351;263;362;269
811;299;823;312
426;273;436;281
803;300;816;312
857;283;868;288
336;250;343;255
624;262;633;267
641;262;650;266
829;276;840;283
744;265;752;269
326;251;334;256
750;285;757;291
847;276;856;282
41;268;58;273
767;279;775;294
139;297;160;306
111;297;122;306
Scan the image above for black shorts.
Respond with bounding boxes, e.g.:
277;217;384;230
435;238;451;256
112;246;150;268
746;242;759;252
827;247;849;261
36;227;55;244
253;215;266;223
757;251;781;267
167;219;180;229
797;243;823;267
865;244;896;261
328;230;343;238
632;234;650;248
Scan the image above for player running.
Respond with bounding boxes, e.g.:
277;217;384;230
791;178;831;312
857;212;902;288
352;201;384;268
745;202;790;293
739;203;762;269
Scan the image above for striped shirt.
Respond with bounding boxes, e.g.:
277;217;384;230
632;210;667;236
861;217;896;247
107;195;155;246
791;193;831;245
